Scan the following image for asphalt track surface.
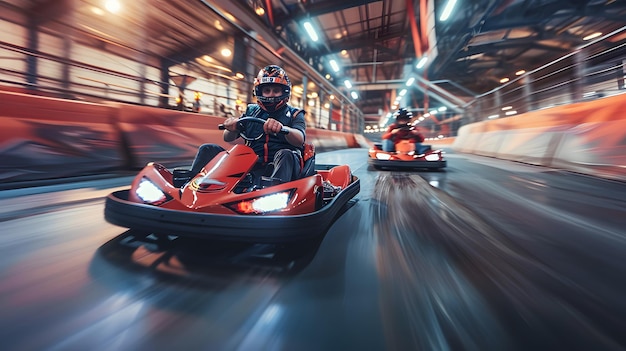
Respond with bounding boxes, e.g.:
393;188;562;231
1;148;625;351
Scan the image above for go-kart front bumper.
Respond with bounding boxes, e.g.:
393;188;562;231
104;177;360;243
368;157;446;170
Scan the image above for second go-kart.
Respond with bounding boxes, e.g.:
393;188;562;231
104;117;360;243
368;139;447;170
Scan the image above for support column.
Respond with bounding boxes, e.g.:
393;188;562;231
522;75;534;113
573;49;586;102
26;18;38;90
159;59;171;108
301;75;308;111
619;59;626;90
494;89;501;119
340;102;345;132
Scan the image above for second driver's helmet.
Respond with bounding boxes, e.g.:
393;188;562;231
253;65;292;112
394;107;413;123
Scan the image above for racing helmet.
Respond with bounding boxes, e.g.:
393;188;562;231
394;107;413;122
253;65;292;112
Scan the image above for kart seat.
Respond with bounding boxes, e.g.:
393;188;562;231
299;142;316;178
395;140;415;153
173;167;193;188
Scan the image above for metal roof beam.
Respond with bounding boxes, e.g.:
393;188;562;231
199;0;358;110
353;80;404;91
275;0;381;27
29;0;72;25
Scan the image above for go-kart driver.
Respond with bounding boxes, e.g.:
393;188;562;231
381;107;425;152
189;65;307;184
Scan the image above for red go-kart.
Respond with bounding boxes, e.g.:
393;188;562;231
368;138;447;170
104;117;360;242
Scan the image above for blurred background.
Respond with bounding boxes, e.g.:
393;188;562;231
1;2;626;351
2;0;624;138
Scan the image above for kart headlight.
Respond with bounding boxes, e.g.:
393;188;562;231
425;153;440;161
136;178;170;205
227;190;294;214
375;153;392;160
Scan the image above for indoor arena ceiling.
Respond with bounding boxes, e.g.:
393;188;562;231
6;0;626;125
243;0;626;123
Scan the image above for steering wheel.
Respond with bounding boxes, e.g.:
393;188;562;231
218;117;289;141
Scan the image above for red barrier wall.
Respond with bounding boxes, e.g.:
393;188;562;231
4;87;623;184
0;91;369;185
108;103;233;168
0;91;123;182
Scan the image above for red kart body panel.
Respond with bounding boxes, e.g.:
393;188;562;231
105;144;360;242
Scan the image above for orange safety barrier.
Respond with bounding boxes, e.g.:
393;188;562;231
453;93;626;182
0;91;123;183
0;90;370;185
107;102;232;169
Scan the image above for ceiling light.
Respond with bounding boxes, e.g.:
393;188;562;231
344;80;352;89
104;0;121;13
303;21;319;42
515;70;526;76
583;32;602;41
405;77;415;86
416;57;428;69
439;0;457;21
329;59;340;72
350;91;359;99
90;6;105;16
197;57;231;72
500;77;510;83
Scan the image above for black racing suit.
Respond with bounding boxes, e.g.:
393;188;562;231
190;104;307;183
